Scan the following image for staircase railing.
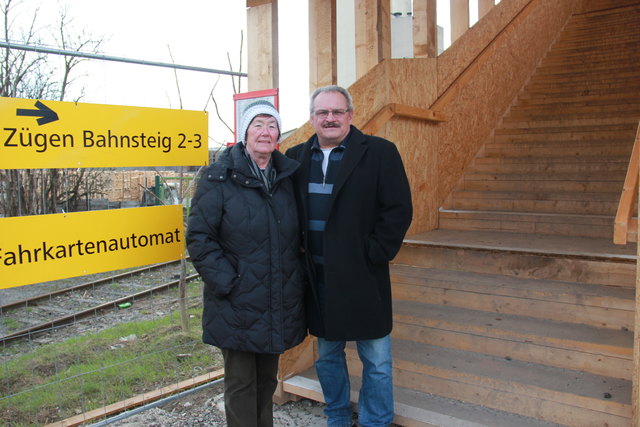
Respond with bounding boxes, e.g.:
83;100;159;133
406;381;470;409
361;103;447;135
613;122;640;245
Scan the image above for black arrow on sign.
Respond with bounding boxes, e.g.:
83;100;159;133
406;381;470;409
16;101;59;125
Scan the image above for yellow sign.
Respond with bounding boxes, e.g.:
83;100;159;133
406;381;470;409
0;97;208;169
0;205;185;289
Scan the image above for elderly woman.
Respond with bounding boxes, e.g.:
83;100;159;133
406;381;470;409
186;100;306;427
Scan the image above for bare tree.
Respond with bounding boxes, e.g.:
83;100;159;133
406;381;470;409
204;30;244;148
0;0;108;217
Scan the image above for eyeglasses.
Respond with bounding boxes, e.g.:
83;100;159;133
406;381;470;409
312;109;350;119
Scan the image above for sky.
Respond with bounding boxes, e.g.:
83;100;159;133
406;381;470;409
8;0;309;149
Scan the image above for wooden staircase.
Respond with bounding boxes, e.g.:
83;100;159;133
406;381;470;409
283;3;640;426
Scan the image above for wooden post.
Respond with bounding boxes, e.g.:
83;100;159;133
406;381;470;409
309;0;338;92
247;0;279;91
355;0;391;79
478;0;494;19
413;0;437;58
450;0;469;44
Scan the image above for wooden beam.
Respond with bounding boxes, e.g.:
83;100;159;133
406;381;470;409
45;369;225;427
378;0;391;61
413;0;437;58
362;104;395;135
478;0;494;19
355;0;391;79
247;0;271;6
247;0;279;91
362;103;448;135
451;0;470;44
391;103;448;122
614;124;640;245
309;0;337;92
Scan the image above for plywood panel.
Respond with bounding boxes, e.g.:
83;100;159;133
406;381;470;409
382;59;439;234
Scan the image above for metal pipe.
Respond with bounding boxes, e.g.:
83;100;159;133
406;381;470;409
0;41;247;77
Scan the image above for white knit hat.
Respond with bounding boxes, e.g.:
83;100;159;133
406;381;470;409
238;100;282;144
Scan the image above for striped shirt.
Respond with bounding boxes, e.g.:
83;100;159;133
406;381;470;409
307;137;347;308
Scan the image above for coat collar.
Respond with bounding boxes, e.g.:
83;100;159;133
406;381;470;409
298;125;368;198
332;126;367;195
211;142;299;183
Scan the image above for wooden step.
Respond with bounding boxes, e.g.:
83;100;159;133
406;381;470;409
546;40;640;56
462;173;624;193
518;85;640;101
396;230;636;287
529;67;640;83
283;370;560;427
510;98;640;114
504;105;640;122
516;91;640;107
556;21;640;37
438;209;620;239
463;171;627;181
483;141;632;157
523;76;640;92
494;122;637;139
548;42;640;58
493;131;635;145
508;99;640;115
462;179;622;193
576;1;640;14
543;50;640;66
556;27;640;39
346;339;632;427
536;59;640;75
499;116;640;130
391;265;634;331
472;156;629;174
539;53;640;68
557;36;640;48
447;190;619;215
502;113;640;127
392;298;632;378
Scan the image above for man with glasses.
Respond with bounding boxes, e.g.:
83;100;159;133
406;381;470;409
286;85;413;427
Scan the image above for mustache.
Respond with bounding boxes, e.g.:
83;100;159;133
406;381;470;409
322;121;340;128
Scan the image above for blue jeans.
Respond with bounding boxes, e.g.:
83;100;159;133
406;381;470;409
315;335;394;427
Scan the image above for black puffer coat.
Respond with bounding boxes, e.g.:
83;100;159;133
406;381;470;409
186;143;306;354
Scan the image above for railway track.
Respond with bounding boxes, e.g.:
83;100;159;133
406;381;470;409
0;260;201;345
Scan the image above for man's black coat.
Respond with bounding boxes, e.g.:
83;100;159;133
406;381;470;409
286;126;413;341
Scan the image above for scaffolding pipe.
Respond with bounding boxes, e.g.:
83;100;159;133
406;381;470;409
0;41;248;77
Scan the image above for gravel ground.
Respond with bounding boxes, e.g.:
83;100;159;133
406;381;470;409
108;381;330;426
